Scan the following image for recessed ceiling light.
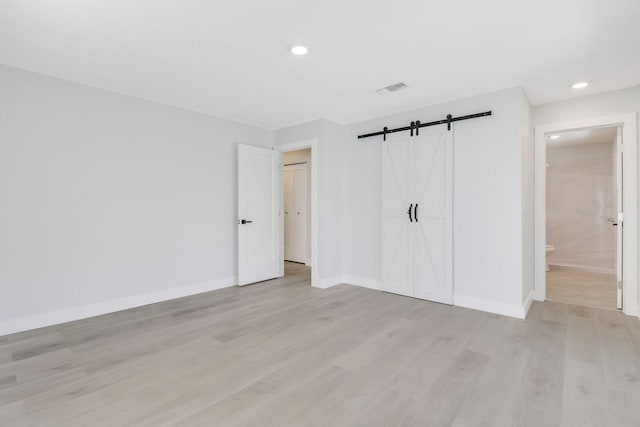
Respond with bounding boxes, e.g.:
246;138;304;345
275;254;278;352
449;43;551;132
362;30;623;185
289;45;309;56
548;135;560;140
571;81;589;89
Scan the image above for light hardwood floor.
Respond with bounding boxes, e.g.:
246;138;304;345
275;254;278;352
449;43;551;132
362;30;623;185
547;266;618;311
1;262;640;426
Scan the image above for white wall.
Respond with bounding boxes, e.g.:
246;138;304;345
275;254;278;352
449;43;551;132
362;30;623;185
342;87;532;318
7;63;634;335
273;120;344;286
283;148;311;264
546;141;616;273
533;86;640;125
0;65;272;334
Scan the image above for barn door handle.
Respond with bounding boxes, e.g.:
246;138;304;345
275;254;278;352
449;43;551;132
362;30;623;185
408;204;413;222
414;204;419;222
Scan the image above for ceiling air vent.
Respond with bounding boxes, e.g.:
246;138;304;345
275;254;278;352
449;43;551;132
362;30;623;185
376;82;408;95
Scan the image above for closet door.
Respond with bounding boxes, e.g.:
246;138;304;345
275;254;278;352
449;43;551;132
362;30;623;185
284;167;296;261
382;134;414;297
412;129;453;304
284;163;308;263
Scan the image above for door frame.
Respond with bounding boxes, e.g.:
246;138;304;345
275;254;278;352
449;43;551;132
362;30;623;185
534;113;638;317
274;139;319;287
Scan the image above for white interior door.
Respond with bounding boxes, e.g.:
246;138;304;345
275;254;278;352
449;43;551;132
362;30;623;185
382;134;413;297
284;167;295;260
413;130;453;304
615;128;623;309
237;144;282;286
284;163;308;263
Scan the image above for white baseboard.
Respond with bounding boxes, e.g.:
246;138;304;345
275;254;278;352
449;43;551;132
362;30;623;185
0;277;236;337
453;294;528;319
312;275;343;289
549;263;615;275
344;277;531;319
628;304;639;319
342;276;382;291
523;290;534;317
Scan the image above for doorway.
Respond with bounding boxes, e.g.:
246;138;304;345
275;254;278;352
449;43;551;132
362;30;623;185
276;139;318;285
544;126;620;310
236;138;318;288
283;149;311;281
534;114;638;317
284;155;309;265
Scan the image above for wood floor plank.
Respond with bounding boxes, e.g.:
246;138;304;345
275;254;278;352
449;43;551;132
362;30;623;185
451;325;531;426
0;401;28;427
512;318;567;426
565;305;601;364
0;262;638;426
406;349;489;426
594;309;640;395
352;389;420;427
560;359;614;427
546;267;618;311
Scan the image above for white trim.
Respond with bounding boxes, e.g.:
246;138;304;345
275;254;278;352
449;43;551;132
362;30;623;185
548;263;616;276
534;113;638;317
344;276;531;318
523;290;534;318
274;139;319;287
0;277;235;336
454;294;529;319
343;276;383;291
313;276;343;289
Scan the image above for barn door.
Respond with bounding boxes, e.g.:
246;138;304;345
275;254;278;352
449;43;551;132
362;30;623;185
412;129;453;304
381;129;453;304
382;133;414;297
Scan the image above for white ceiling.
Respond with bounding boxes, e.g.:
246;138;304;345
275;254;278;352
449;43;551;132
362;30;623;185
1;0;639;129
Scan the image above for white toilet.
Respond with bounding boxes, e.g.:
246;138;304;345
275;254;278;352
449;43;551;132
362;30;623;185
545;244;555;271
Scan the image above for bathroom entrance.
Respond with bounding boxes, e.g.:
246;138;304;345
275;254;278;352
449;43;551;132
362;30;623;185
545;126;621;310
534;113;637;316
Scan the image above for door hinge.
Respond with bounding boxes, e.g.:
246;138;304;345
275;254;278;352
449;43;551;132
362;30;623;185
618;144;624;153
618;281;623;290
